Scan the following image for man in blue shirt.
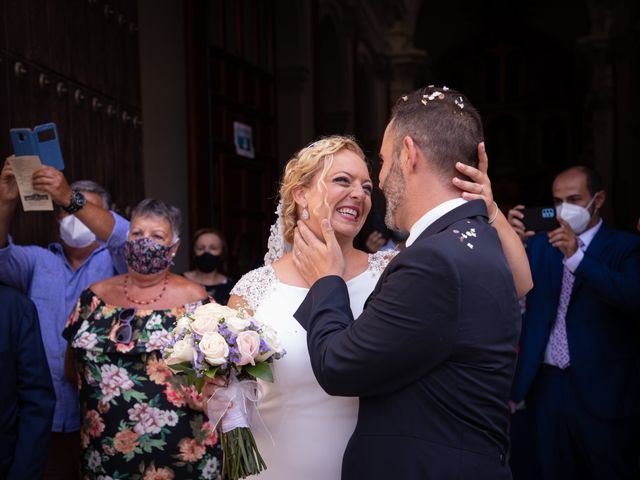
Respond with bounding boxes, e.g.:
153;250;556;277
0;158;129;480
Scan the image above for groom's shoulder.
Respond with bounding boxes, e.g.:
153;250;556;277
414;215;496;253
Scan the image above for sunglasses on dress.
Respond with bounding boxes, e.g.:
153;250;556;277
115;308;136;344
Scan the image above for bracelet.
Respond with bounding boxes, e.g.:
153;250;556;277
62;189;86;214
488;201;499;224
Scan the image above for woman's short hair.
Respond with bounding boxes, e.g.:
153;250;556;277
131;199;182;242
279;135;366;244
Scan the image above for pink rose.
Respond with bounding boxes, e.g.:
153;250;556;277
235;331;261;366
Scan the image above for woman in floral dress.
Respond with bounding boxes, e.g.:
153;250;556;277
64;199;222;480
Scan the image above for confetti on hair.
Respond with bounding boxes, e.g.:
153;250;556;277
401;95;408;102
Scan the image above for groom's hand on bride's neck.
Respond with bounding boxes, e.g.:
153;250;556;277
293;219;345;285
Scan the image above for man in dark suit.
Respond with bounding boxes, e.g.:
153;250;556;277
508;166;640;479
0;285;56;479
292;86;522;479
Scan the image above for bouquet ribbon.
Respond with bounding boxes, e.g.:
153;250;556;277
207;374;272;442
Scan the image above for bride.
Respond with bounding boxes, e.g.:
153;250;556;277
219;135;530;479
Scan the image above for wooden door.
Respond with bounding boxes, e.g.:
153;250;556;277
0;0;144;246
186;0;278;278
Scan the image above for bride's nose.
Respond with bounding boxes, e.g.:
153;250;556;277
350;184;366;199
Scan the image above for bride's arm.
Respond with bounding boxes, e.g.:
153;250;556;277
452;143;533;298
485;209;533;298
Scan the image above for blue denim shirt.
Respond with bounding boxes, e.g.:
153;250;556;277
0;212;129;432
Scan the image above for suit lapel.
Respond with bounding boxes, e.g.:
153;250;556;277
414;199;488;243
571;224;609;294
363;201;486;308
550;248;564;305
364;201;487;309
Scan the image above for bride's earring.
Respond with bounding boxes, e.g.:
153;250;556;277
302;206;309;220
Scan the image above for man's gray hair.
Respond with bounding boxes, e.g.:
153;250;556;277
131;198;182;242
70;180;111;210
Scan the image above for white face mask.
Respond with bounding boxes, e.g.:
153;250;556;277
556;195;597;235
59;215;96;248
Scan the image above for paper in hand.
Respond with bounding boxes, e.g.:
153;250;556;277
9;156;53;211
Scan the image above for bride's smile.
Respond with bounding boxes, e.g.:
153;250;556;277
336;205;360;222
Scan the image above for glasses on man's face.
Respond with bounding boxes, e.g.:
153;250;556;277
115;308;136;344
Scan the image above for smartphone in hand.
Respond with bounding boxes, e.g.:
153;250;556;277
10;122;65;170
521;206;559;232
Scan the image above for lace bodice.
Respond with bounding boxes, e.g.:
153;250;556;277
230;249;397;313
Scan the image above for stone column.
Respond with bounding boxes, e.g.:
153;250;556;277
577;30;615;222
386;22;427;105
276;0;315;169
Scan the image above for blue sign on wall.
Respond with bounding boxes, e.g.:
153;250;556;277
234;121;255;159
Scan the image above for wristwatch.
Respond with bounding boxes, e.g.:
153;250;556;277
62;189;86;214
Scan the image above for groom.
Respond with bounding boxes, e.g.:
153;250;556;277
292;86;521;479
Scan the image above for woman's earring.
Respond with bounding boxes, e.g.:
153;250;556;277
302;206;309;220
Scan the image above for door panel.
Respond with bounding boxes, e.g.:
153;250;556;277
1;0;143;247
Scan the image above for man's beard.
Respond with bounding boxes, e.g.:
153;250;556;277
383;157;406;231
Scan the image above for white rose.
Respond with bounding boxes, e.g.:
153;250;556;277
172;315;192;336
166;338;195;365
191;314;219;336
192;303;235;321
191;303;238;335
235;331;261;366
256;325;283;362
225;315;251;335
199;332;229;366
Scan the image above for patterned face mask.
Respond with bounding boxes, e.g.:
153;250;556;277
124;237;176;275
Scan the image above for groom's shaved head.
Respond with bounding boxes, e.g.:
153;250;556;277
390;86;483;180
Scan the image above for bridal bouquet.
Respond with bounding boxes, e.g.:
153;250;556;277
163;302;285;480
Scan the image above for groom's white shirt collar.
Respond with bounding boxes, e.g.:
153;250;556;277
405;198;467;248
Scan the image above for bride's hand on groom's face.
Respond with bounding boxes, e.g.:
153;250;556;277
293;219;345;286
452;142;497;218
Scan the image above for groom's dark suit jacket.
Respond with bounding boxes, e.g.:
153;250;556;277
295;200;521;479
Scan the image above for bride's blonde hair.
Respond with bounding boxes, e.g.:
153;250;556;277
279;136;366;244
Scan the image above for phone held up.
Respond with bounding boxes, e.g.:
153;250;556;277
521;206;560;233
10;122;65;170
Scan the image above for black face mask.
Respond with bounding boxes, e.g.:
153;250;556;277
194;252;221;273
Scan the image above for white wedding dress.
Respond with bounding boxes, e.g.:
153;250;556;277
230;250;395;480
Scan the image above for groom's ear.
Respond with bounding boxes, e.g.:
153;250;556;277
403;136;419;172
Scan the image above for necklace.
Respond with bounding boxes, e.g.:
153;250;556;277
124;274;169;305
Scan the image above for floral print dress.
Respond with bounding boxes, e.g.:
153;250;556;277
63;289;222;480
